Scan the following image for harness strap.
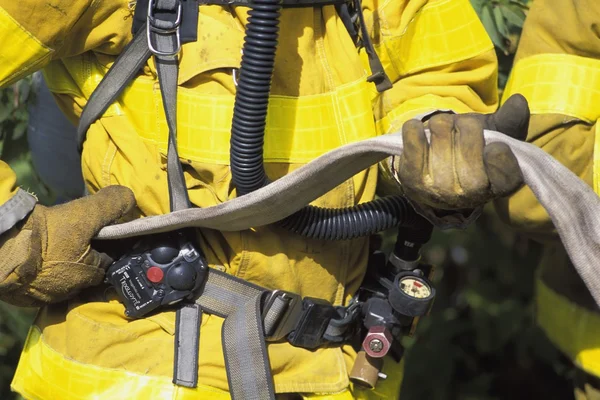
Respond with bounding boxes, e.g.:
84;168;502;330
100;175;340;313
174;304;203;387
353;0;392;92
77;0;392;149
146;0;202;389
134;0;199;41
192;267;358;399
151;16;191;210
76;30;151;150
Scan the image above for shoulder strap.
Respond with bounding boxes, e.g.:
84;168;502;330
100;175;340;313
76;29;151;151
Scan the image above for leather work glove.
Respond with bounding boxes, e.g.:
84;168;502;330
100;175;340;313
0;186;136;307
397;94;530;221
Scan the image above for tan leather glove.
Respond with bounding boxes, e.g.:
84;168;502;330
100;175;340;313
398;94;530;212
0;186;136;307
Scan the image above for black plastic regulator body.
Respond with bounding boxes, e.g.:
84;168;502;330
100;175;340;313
105;231;208;318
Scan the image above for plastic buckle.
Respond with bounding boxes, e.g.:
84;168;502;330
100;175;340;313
147;0;183;57
287;297;336;349
263;290;303;342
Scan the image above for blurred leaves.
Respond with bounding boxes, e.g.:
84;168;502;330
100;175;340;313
471;0;531;93
472;0;529;55
0;78;54;205
397;206;574;400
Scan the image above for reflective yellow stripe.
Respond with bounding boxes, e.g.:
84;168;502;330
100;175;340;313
536;280;600;377
124;76;376;164
375;0;493;82
0;7;52;87
376;94;474;134
12;326;232;400
503;54;600;123
45;56;377;165
12;326;403;400
525;55;600;376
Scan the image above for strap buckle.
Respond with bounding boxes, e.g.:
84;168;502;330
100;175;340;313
287;297;336;349
262;290;303;342
147;0;183;57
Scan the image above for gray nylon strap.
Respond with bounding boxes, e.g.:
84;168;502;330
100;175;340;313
97;131;600;308
222;292;276;400
263;296;288;337
153;23;190;212
76;29;151;150
0;189;37;235
150;0;197;388
194;268;276;399
195;268;263;317
156;56;191;212
173;304;202;387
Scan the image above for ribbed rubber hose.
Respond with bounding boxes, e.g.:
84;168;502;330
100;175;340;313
229;1;429;239
279;195;429;240
229;0;280;196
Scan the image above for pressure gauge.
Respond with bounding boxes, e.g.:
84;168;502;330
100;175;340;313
398;276;432;299
388;271;435;317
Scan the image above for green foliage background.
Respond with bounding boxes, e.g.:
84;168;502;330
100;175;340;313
0;1;578;398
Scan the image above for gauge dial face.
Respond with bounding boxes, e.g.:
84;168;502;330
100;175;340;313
399;277;432;299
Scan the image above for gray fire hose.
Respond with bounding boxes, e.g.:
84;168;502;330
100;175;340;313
97;130;600;307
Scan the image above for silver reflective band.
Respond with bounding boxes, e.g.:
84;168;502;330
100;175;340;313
0;189;36;235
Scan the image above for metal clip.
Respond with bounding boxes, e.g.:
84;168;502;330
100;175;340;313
147;0;183;57
262;290;303;342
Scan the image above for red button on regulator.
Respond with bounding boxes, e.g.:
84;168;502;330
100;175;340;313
146;266;164;283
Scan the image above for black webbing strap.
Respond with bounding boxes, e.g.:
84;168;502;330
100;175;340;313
76;30;151;151
353;0;392;92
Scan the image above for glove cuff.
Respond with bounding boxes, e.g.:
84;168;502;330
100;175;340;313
0;189;37;236
407;199;483;230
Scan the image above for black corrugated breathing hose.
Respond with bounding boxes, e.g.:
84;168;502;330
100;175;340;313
230;0;280;195
229;1;430;239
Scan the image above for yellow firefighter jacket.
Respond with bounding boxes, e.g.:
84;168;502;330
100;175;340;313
498;0;600;381
0;0;497;397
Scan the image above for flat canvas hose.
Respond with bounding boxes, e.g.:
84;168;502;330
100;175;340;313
97;130;600;307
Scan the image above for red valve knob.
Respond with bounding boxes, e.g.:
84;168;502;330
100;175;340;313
146;266;164;283
362;325;393;358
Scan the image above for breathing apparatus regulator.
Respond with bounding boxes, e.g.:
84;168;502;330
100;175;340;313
79;0;438;394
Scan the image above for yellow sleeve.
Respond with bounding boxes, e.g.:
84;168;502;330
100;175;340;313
363;0;499;134
0;160;37;234
0;0;131;230
366;0;499;196
495;0;600;240
0;0;132;87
